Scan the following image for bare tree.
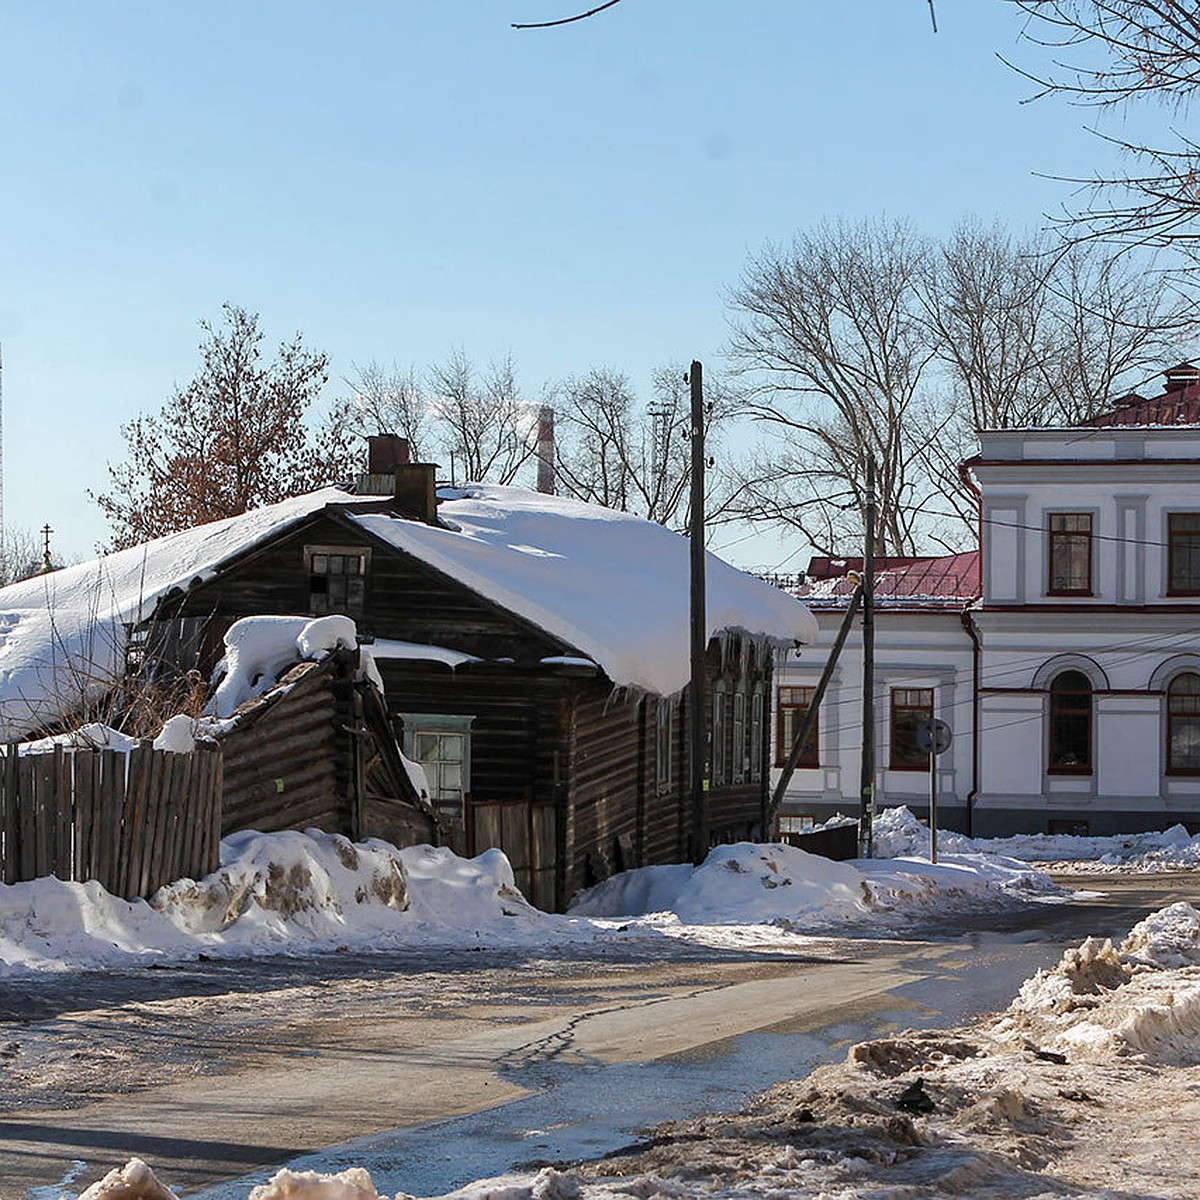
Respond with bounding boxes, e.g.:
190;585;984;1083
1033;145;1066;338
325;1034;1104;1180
428;350;536;484
917;222;1195;530
1005;0;1200;250
728;218;1196;554
552;363;741;530
94;305;359;550
728;218;940;557
343;360;430;460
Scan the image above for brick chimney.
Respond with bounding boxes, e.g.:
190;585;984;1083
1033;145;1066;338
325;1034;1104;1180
368;434;410;472
392;462;439;525
358;435;440;524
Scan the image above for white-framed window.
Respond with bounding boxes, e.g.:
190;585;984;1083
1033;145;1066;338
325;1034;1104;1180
732;689;747;783
398;713;474;820
712;682;727;786
656;698;674;789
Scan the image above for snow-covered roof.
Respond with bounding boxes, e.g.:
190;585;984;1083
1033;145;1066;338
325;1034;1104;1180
0;484;815;736
350;484;816;694
799;551;980;609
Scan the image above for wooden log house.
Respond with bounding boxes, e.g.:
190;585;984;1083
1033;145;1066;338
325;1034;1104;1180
0;438;814;910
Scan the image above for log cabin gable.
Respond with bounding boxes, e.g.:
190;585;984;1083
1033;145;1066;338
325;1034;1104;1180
139;505;584;678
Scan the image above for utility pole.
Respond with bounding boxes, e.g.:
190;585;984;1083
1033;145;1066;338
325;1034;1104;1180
858;457;877;859
688;360;709;864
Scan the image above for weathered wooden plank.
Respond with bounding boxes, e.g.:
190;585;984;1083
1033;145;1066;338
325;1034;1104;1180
168;750;194;885
168;750;192;884
138;747;167;899
1;746;18;885
120;744;152;900
205;744;224;875
32;753;59;880
190;746;217;881
94;749;123;894
74;750;99;882
53;746;71;880
17;756;37;882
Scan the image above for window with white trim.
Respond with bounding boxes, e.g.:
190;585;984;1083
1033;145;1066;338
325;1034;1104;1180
398;713;474;820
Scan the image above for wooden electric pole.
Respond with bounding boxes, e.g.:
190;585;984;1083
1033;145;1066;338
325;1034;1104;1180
689;360;709;864
858;457;877;858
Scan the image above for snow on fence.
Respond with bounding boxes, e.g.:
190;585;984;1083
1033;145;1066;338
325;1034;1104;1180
0;742;222;900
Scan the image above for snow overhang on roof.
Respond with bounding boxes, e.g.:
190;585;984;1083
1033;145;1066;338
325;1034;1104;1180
0;484;816;736
349;484;817;696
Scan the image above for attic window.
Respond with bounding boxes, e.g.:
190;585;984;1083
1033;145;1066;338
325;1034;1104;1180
305;546;371;616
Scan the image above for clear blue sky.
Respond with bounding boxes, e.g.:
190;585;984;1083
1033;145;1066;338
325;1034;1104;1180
0;1;1128;568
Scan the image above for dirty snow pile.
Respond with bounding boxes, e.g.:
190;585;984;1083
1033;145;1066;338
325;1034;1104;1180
571;819;1067;935
0;814;1071;976
0;831;554;976
872;802;1200;873
69;905;1200;1198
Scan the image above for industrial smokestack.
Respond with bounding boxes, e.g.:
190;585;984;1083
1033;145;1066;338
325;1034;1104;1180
536;406;555;495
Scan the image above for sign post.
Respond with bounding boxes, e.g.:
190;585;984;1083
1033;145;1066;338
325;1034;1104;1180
915;718;951;863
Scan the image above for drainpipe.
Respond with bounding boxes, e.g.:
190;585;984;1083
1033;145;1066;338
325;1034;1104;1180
957;457;983;838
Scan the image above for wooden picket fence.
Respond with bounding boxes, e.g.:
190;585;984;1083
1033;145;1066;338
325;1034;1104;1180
0;741;223;900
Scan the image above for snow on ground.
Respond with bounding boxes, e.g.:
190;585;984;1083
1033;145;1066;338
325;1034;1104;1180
872;801;1200;872
7;805;1200;979
0;816;1077;978
68;901;1200;1199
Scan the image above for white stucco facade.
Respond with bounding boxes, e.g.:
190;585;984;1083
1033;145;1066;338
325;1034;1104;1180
772;384;1200;837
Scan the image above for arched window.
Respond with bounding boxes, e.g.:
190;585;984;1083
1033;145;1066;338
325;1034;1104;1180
1167;673;1200;775
1048;670;1092;774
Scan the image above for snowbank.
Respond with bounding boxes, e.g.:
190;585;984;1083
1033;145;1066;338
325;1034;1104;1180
570;836;1066;931
873;803;1200;873
994;901;1200;1064
0;830;559;977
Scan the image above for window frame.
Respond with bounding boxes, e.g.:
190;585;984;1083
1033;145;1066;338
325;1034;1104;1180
889;687;934;771
775;685;819;769
1047;513;1093;596
1168;513;1200;597
305;544;372;617
732;689;747;784
711;681;727;786
1166;672;1200;776
1047;670;1093;776
397;712;474;819
750;685;765;782
655;698;674;790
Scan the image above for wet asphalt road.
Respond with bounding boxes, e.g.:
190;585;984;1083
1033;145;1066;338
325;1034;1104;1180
1;872;1197;1198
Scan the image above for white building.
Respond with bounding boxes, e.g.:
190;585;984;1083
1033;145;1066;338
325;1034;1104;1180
772;366;1200;838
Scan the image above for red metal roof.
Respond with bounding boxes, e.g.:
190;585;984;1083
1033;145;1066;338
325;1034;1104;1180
801;550;980;606
1082;365;1200;427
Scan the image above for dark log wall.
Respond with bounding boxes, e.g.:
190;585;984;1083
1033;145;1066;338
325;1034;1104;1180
640;692;688;872
562;687;644;898
378;662;567;807
220;662;344;836
160;511;572;674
